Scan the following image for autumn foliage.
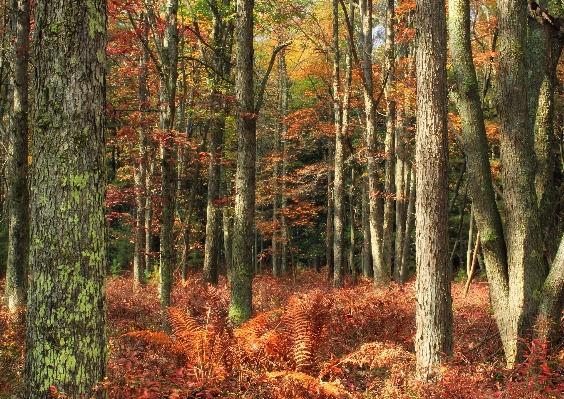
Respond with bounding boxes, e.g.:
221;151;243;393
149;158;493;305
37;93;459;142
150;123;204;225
3;271;562;398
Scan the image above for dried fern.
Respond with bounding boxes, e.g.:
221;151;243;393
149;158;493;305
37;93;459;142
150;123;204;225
235;309;290;370
122;306;233;383
283;291;331;372
262;371;349;399
336;341;413;370
123;330;186;357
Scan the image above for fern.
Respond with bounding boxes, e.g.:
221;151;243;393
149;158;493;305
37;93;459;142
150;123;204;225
123;330;186;357
262;371;349;399
122;306;233;383
336;342;413;370
283;291;331;372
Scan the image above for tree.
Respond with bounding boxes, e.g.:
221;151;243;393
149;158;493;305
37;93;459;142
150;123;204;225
159;0;179;326
133;14;150;292
359;0;389;287
4;0;30;312
415;0;453;380
24;1;107;396
449;0;564;366
229;0;256;324
203;0;234;285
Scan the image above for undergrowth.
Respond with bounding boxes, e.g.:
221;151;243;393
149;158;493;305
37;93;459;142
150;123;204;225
1;271;563;398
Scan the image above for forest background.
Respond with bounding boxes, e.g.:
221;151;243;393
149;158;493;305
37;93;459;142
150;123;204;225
1;0;564;397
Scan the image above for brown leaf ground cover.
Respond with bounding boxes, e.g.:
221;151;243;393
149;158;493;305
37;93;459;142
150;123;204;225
1;270;563;398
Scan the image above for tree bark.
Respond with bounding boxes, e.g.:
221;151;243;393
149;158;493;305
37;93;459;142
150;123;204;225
133;18;149;292
159;0;179;327
25;1;107;396
229;0;256;325
382;0;396;277
4;0;30;312
360;0;388;287
415;0;453;379
203;0;234;285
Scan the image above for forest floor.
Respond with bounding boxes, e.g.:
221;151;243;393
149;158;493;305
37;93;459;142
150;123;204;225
1;269;563;398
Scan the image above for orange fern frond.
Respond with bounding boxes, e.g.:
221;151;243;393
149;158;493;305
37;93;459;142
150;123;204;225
264;371;349;399
122;330;186;357
165;306;200;340
283;292;331;371
336;341;413;371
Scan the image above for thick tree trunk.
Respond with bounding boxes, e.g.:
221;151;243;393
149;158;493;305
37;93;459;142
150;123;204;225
498;0;546;365
229;0;256;325
4;0;30;312
25;1;107;396
415;0;453;379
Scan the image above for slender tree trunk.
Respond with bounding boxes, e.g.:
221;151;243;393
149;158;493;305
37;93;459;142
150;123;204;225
333;0;354;287
394;126;406;282
325;144;334;281
159;0;179;327
25;1;107;396
133;20;149;292
382;0;396;277
360;0;388;286
203;1;234;285
280;52;289;276
229;0;256;325
145;156;156;273
4;0;30;312
415;0;453;379
362;179;373;278
203;121;222;285
400;167;415;284
181;131;207;281
349;168;357;283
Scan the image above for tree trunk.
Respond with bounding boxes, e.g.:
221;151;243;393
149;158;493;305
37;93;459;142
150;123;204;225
349;168;357;283
415;0;453;379
360;0;388;287
4;0;30;312
229;0;256;325
133;19;149;292
333;0;353;287
203;120;223;285
25;1;107;396
203;0;234;285
382;0;396;277
400;167;415;284
361;179;373;278
159;0;179;327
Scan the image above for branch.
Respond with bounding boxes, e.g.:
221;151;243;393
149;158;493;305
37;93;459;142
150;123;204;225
254;41;292;114
127;10;166;84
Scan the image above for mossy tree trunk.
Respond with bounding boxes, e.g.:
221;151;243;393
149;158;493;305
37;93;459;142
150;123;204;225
24;1;107;396
159;0;179;326
415;0;453;380
229;0;256;325
4;0;30;312
449;0;564;366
